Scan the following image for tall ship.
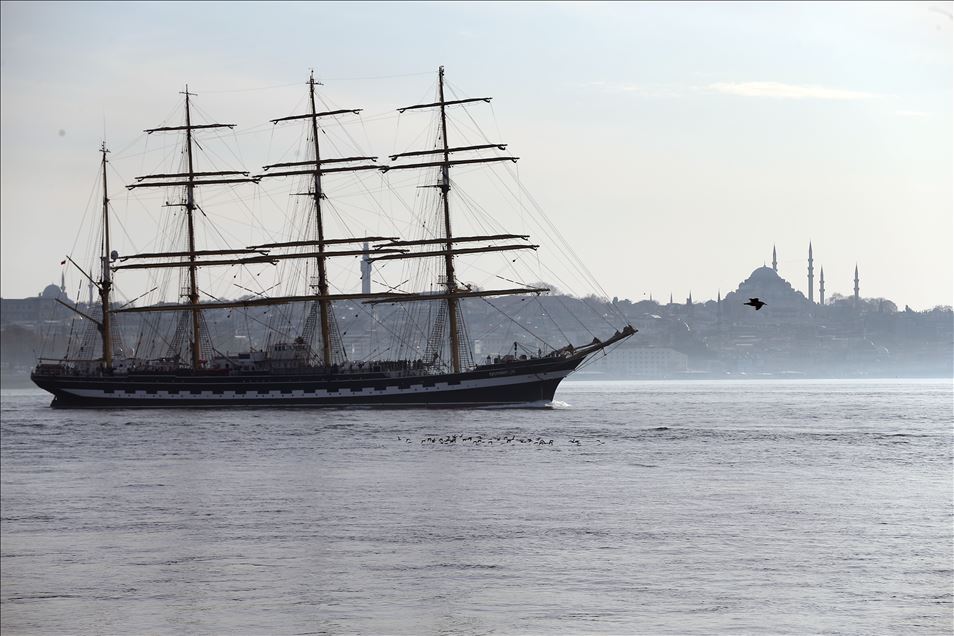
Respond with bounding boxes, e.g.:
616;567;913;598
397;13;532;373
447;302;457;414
31;67;635;407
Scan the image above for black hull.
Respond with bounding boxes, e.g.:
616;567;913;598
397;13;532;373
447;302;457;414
31;356;582;409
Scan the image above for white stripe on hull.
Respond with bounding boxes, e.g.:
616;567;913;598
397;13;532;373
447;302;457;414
59;369;571;403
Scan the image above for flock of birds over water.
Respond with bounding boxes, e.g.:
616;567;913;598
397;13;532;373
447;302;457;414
397;434;635;446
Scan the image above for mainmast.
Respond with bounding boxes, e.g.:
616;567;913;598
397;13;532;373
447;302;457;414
127;86;258;370
259;71;382;367
436;66;462;373
308;71;332;367
99;142;113;369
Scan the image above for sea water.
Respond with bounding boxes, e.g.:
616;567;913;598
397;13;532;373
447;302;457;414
2;380;952;634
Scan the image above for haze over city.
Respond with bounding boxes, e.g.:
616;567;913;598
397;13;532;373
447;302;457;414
1;1;951;309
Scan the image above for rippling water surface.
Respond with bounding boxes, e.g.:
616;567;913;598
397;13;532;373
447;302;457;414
2;380;952;634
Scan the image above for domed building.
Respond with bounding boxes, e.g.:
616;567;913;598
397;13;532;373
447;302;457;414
40;283;68;301
723;265;812;319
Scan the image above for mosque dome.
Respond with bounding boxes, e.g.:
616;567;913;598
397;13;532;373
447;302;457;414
40;283;67;300
724;265;810;314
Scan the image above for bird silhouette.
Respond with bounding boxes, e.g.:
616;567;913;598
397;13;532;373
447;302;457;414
744;297;766;311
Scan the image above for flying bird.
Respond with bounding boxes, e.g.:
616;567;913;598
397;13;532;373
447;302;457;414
744;297;766;311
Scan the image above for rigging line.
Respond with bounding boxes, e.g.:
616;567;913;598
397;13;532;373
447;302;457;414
488;102;505;153
451;177;509;237
577;337;628;373
110;208;140;255
381;179;434;239
321;196;358;243
109;134;148;161
193;199;252;249
265;119;278;177
229;121;248;169
511;147;527;237
331;291;421;358
445;109;490;146
195;80;304;94
482;165;580;272
67;161;103;259
479;296;554;349
472;152;583;276
535;295;570;349
510;173;625;322
262;124;307;167
553;292;598;340
534;258;616;332
215;300;296;351
391;114;434;158
191;132;246;177
112;140;183;161
137;312;180;358
320;70;435;81
357;112;375;163
269;92;309;126
487;164;625;325
391;111;403;172
356;345;394;364
316;95;375;161
356;266;432;351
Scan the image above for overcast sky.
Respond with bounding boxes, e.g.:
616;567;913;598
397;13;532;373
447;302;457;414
1;1;951;309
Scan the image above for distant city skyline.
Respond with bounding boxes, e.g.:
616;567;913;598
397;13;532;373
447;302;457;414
1;1;951;309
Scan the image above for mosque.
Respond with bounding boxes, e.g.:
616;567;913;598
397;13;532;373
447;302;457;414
719;243;861;320
39;276;69;301
1;274;72;325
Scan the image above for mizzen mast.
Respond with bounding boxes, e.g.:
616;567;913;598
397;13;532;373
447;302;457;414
98;141;114;369
126;86;258;369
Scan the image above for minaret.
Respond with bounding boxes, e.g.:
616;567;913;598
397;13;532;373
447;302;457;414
60;271;66;295
360;242;372;295
853;264;860;303
772;245;777;272
807;242;814;304
717;290;722;325
819;267;825;306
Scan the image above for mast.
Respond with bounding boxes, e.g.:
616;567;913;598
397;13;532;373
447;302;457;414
307;70;333;367
385;67;520;373
257;71;382;367
436;66;463;373
183;87;202;369
126;86;257;370
99;142;113;369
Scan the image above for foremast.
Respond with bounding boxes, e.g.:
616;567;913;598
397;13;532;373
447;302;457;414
382;66;530;373
306;72;334;367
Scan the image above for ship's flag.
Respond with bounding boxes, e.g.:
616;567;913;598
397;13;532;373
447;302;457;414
60;259;67;265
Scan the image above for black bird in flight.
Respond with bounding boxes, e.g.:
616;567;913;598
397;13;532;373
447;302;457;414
744;297;766;311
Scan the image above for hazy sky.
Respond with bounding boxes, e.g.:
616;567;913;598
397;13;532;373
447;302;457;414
2;1;951;309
